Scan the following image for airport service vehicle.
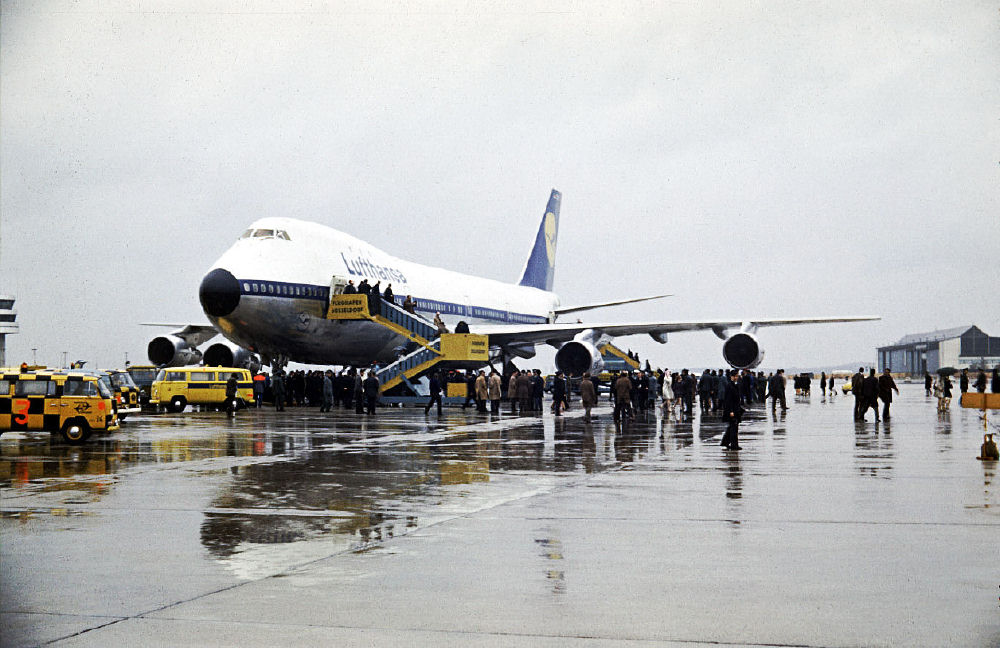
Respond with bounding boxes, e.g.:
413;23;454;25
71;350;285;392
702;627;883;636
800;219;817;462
150;367;253;413
0;369;120;444
126;364;159;406
105;370;142;420
148;189;877;376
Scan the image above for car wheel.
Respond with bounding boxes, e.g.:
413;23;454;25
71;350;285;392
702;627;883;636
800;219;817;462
60;419;91;445
169;396;186;413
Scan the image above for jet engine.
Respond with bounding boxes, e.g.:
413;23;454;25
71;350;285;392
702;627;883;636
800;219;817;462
554;340;605;377
722;332;765;369
148;335;203;367
203;340;261;373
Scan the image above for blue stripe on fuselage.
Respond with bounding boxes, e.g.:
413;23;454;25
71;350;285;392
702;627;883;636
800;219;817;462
236;278;548;325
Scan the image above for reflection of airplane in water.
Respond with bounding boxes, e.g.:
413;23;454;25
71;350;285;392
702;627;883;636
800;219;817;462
149;189;877;374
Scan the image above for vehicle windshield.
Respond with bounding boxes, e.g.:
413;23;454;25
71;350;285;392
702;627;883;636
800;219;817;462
96;380;112;399
111;372;138;389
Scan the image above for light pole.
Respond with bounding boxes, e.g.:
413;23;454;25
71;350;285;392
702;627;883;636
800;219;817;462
31;347;37;365
62;351;67;369
124;351;129;367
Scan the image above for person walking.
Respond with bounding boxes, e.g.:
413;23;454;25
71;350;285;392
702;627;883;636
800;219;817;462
225;372;239;416
769;369;787;412
975;368;987;393
661;374;674;417
354;371;365;414
272;370;286;411
508;371;520;415
532;370;544;412
828;375;836;398
487;370;501;414
363;371;379;414
320;370;334;412
424;371;443;415
613;372;632;423
992;367;1000;393
580;372;597;422
861;368;880;422
960;368;969;394
551;371;567;416
877;368;900;420
941;374;953;411
720;370;744;450
924;372;933;397
517;371;532;414
475;370;488;413
851;367;865;420
820;372;827;398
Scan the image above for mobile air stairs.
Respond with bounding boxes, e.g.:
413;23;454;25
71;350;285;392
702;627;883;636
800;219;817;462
327;293;490;403
599;342;640;372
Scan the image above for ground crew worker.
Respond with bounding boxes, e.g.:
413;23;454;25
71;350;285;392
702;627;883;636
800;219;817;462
877;368;899;419
253;372;266;407
225;373;239;415
580;372;597;422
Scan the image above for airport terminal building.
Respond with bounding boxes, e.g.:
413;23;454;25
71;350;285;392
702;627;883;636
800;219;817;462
877;325;1000;375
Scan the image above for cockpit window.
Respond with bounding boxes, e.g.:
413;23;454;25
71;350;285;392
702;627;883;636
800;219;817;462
239;228;291;241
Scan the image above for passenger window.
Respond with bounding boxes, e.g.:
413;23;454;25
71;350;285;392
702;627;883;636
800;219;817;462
15;381;50;396
190;372;215;381
166;372;185;381
253;283;259;293
87;381;102;397
63;380;84;396
0;379;9;395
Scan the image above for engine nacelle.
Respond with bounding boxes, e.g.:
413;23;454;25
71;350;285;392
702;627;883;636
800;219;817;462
148;335;203;367
554;340;605;377
203;340;261;373
722;332;765;369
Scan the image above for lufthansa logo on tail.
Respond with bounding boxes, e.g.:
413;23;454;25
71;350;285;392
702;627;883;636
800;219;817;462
544;212;556;265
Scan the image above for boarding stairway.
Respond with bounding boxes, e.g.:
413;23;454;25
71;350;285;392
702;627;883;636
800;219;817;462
599;342;641;372
327;294;489;395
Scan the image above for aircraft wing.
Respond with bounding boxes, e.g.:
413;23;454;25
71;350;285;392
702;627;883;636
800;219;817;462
471;316;880;347
140;323;219;347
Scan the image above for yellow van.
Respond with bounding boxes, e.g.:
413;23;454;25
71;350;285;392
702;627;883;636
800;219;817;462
0;369;120;444
150;367;254;413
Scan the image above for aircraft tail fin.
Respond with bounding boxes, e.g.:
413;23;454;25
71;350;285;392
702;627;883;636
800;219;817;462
517;189;561;291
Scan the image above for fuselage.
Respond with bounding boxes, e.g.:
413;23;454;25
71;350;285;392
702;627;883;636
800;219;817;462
199;218;560;366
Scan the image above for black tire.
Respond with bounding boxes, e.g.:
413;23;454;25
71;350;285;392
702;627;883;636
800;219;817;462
169;396;187;413
118;413;128;422
60;418;91;445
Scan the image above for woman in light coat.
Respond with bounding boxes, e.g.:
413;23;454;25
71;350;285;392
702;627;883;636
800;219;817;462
661;373;674;417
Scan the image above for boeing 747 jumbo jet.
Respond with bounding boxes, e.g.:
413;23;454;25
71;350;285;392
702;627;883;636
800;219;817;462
147;190;876;375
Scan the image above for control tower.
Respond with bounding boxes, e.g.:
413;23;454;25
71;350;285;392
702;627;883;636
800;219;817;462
0;296;18;366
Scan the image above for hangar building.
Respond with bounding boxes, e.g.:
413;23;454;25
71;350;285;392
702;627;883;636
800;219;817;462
877;325;1000;375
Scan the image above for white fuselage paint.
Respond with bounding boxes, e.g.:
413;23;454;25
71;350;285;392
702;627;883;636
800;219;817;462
206;217;559;366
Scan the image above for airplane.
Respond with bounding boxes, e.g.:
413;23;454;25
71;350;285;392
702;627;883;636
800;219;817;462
147;189;877;375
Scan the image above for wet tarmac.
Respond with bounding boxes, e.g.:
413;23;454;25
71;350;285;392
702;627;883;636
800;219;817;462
2;385;998;647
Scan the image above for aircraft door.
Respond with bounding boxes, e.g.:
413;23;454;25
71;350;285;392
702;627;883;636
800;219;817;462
330;275;349;296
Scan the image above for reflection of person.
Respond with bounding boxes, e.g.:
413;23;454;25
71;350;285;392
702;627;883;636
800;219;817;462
877;368;900;419
721;370;744;450
580;372;597;422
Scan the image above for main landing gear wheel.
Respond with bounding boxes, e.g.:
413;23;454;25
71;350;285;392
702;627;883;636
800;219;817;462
60;419;91;445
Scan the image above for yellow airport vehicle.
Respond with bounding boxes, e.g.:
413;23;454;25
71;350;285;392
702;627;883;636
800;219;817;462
106;370;142;420
0;369;120;444
126;364;160;406
150;367;254;413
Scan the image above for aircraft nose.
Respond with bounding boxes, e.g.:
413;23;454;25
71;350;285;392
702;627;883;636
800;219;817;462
200;268;241;317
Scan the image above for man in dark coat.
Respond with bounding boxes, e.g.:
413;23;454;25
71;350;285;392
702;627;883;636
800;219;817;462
960;369;969;394
272;370;286;411
975;369;987;393
613;373;632;423
769;369;787;412
363;371;380;415
580;373;597;422
877;368;899;419
924;372;933;396
424;371;443;415
551;371;567;416
532;369;544;412
720;370;744;450
320;370;334;412
851;367;866;420
225;373;239;416
861;368;880;421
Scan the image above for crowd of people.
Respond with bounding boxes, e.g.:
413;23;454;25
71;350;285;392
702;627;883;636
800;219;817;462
924;366;999;413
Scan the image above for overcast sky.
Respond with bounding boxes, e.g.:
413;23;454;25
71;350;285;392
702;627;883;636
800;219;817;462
2;0;998;371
